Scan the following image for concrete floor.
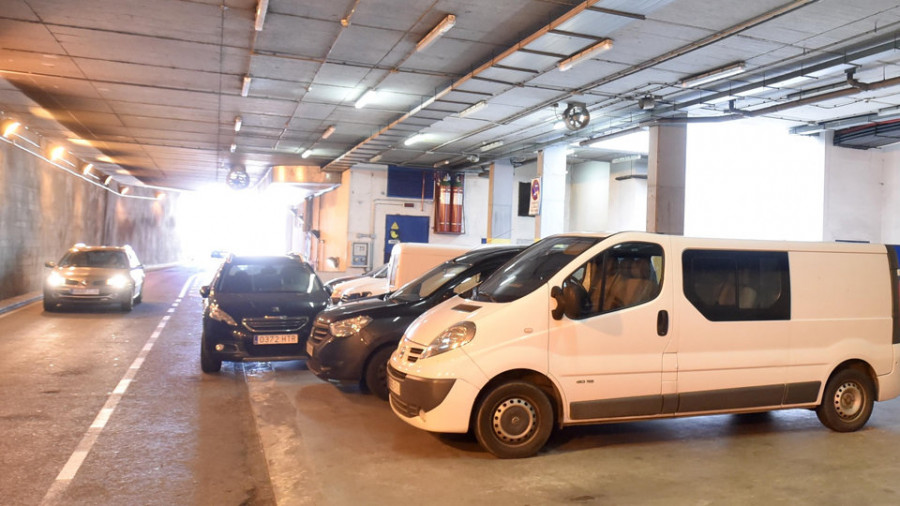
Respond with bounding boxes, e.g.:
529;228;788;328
245;359;900;506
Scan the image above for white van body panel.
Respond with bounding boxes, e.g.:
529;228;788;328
330;276;389;302
389;232;900;449
388;243;472;291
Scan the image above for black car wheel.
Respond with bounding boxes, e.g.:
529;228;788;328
474;381;554;459
363;346;395;401
200;331;222;373
43;298;57;312
121;293;134;312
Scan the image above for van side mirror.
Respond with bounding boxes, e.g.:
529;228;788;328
199;286;210;298
551;286;565;320
45;261;56;268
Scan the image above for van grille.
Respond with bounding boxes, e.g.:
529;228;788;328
399;344;425;363
309;320;330;346
390;395;419;418
242;316;308;333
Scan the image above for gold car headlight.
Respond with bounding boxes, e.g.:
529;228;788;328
46;271;66;287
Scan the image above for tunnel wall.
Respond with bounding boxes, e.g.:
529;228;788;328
0;138;182;302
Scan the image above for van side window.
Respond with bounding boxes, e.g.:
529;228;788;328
682;250;790;321
566;242;663;319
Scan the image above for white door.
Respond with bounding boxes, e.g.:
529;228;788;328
548;239;675;422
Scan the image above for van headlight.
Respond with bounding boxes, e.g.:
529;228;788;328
107;274;130;289
330;315;372;337
208;303;238;326
419;321;476;360
46;271;66;287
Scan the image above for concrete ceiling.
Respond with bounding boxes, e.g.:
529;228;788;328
3;0;900;190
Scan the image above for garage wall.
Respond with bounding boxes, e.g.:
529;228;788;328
822;133;886;243
568;160;611;233
0;139;182;302
883;148;900;244
316;165;489;279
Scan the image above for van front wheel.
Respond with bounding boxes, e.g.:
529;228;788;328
474;381;553;459
816;367;874;432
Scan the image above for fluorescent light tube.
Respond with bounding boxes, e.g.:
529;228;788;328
480;140;503;152
459;101;486;118
301;149;313;159
416;14;456;52
404;134;427;146
558;39;613;72
355;89;377;109
241;75;252;97
680;62;746;88
322;125;335;139
234;116;242;132
255;0;269;31
369;154;382;163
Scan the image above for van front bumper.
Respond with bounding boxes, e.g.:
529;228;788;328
387;364;476;433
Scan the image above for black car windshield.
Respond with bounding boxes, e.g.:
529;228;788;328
472;236;602;303
389;261;472;302
60;250;128;268
218;260;321;293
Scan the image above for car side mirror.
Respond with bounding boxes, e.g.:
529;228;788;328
551;286;565;320
199;286;210;298
45;261;56;268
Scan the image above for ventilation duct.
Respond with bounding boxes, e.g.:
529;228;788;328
270;165;341;196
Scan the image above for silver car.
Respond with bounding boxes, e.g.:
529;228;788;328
43;245;145;312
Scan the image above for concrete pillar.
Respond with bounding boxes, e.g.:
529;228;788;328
647;124;686;234
487;159;513;242
536;143;567;239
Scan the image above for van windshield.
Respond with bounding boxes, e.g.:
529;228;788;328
473;236;602;303
389;262;471;302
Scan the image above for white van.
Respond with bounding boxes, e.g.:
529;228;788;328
387;232;900;458
386;243;472;291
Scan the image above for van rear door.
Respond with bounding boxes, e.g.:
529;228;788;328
548;237;675;422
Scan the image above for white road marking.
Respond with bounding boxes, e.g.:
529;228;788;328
40;274;199;506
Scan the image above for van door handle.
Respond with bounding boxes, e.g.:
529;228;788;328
657;310;669;336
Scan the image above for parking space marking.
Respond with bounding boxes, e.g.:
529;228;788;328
40;274;199;506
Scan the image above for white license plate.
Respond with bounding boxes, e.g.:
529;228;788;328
71;288;100;295
254;334;298;345
305;340;314;356
388;376;401;396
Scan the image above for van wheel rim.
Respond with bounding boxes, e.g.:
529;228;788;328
834;382;863;420
492;398;537;443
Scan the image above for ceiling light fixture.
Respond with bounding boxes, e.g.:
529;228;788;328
679;61;746;88
156;192;166;200
254;0;269;31
50;146;66;161
230;143;237;153
301;149;313;159
82;163;94;176
104;175;113;185
241;75;252;97
434;160;450;168
369;154;383;163
480;140;504;152
355;89;378;109
2;120;20;138
416;14;456;53
321;125;335;139
459;101;486;118
234;116;242;132
558;38;613;72
404;134;427;146
120;186;131;196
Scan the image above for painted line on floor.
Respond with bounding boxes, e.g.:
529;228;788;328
40;273;199;506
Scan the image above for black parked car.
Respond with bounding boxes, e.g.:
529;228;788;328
199;254;329;373
307;245;525;399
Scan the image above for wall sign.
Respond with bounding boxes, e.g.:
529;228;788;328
528;177;541;216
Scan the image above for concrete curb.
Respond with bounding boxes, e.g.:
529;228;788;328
0;263;182;315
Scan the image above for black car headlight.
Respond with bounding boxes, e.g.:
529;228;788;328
208;303;238;326
329;315;372;337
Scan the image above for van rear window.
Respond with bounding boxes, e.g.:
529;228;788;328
682;250;790;321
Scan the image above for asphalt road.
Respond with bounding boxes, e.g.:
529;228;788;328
0;266;274;506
